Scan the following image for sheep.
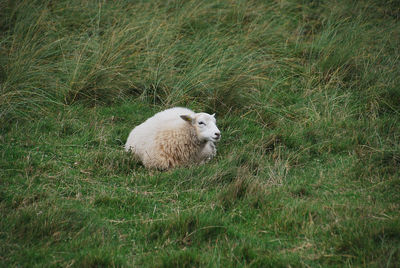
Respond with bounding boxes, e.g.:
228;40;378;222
125;107;221;170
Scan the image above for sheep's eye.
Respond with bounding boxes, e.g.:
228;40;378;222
198;121;205;126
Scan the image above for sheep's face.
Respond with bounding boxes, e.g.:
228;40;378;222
181;113;221;143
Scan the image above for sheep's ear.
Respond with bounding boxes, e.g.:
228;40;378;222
180;115;193;123
211;113;215;117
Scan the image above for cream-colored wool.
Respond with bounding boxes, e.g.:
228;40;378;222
125;107;221;170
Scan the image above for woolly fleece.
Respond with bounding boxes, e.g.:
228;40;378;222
125;107;220;169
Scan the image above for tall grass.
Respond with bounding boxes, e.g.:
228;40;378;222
1;0;399;266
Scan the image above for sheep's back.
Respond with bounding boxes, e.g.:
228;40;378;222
125;107;197;167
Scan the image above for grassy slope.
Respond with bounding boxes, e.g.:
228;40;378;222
1;0;399;266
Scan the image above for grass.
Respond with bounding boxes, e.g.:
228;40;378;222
1;0;400;266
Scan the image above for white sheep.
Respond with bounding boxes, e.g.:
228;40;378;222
125;107;221;170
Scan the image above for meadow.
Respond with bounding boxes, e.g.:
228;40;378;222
1;0;399;266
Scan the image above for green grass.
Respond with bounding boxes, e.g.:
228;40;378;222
1;0;400;266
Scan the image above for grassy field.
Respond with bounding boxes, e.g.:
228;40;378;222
1;0;400;266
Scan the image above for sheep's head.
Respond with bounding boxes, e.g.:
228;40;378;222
180;112;221;143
